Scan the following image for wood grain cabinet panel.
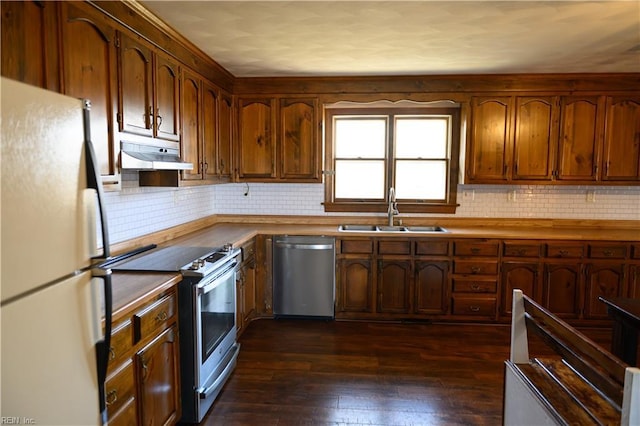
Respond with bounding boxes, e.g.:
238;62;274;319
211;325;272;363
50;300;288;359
500;262;541;317
415;261;449;315
338;258;374;313
512;96;558;180
280;98;320;180
1;0;59;91
107;319;133;374
451;295;497;317
377;260;411;313
218;92;234;179
105;359;136;421
467;97;512;182
542;262;582;319
133;293;176;343
556;96;603;181
602;96;640;181
135;325;181;426
181;69;202;181
153;53;180;142
238;98;277;179
583;263;625;319
60;1;119;186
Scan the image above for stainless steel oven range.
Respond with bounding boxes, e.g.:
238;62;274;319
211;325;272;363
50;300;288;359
109;244;241;423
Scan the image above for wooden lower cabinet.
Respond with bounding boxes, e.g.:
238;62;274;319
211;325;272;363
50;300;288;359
237;239;257;336
542;262;583;319
414;261;449;315
500;261;541;317
136;325;181;425
106;289;181;425
338;258;374;313
377;259;411;313
583;262;625;319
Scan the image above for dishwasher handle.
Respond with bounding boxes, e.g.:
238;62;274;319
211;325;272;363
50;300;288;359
274;242;334;250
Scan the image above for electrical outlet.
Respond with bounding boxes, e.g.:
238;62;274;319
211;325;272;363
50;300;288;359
462;189;475;201
586;190;596;202
507;190;517;202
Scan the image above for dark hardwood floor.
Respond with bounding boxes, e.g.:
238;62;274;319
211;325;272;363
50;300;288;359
202;319;611;426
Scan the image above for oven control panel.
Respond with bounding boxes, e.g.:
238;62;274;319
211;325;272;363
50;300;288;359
180;246;240;278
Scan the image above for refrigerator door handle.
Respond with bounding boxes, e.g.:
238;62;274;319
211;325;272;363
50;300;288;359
83;99;110;260
92;267;112;425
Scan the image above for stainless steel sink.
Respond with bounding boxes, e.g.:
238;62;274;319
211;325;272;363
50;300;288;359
406;226;448;233
338;224;378;232
338;225;447;233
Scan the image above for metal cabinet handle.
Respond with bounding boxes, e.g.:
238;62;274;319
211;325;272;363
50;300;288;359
156;108;162;130
106;390;117;406
517;249;526;256
109;347;116;360
471;266;481;274
471;284;481;291
559;250;569;256
148;106;154;128
471;248;480;254
469;306;481;312
155;311;168;322
603;250;613;257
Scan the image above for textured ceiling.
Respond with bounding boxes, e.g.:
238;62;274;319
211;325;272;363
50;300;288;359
141;1;640;77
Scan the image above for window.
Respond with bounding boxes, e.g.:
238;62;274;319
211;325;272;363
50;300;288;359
324;106;460;213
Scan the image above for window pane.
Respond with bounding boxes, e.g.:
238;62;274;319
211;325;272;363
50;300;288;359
335;160;385;199
396;117;448;158
335;118;386;158
395;160;447;200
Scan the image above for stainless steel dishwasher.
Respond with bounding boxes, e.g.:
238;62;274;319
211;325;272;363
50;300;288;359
273;236;335;319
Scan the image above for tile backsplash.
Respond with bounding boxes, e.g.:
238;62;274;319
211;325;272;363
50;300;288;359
104;173;640;244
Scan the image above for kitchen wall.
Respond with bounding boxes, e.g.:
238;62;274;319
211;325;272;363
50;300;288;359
104;172;640;244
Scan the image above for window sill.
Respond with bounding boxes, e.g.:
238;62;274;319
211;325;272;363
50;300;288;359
323;202;458;214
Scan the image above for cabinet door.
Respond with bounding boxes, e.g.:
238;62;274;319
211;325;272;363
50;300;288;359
280;98;320;180
556;96;603;181
136;325;181;426
602;96;640;181
153;54;180;142
467;97;512;182
181;69;202;180
512;96;557;180
377;260;411;314
500;262;541;317
414;261;449;315
629;265;640;299
243;260;256;323
338;258;373;313
218;92;234;179
60;2;118;184
583;263;625;319
238;98;276;179
117;32;153;137
1;0;59;91
542;263;582;319
202;80;219;180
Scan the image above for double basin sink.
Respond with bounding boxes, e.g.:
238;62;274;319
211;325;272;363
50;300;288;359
338;224;448;233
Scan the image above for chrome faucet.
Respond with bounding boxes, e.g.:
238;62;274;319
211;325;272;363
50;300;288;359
387;187;399;226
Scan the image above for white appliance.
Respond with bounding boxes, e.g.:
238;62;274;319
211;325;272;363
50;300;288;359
0;78;112;425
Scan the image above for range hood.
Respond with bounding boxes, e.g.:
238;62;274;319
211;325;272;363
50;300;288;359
120;141;193;171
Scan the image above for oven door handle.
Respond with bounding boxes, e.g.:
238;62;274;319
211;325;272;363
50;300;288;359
198;343;241;399
197;262;237;295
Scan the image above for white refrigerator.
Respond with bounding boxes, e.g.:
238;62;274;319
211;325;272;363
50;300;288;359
0;77;112;425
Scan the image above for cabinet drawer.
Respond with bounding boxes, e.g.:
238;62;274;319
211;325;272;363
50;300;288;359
633;244;640;259
452;279;497;293
108;396;137;426
451;296;497;316
134;293;176;342
106;359;135;419
378;240;410;255
588;244;628;259
340;239;374;254
503;242;542;258
454;260;498;275
108;320;132;373
546;244;585;258
415;240;450;256
454;241;499;257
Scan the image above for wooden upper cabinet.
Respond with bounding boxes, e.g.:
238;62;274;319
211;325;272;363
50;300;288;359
181;69;202;181
602;96;640;181
201;80;219;181
238;98;277;179
467;97;512;182
117;32;153;138
60;2;118;186
279;98;321;181
512;96;558;180
556;96;603;181
218;92;234;179
152;54;180;142
1;0;59;91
